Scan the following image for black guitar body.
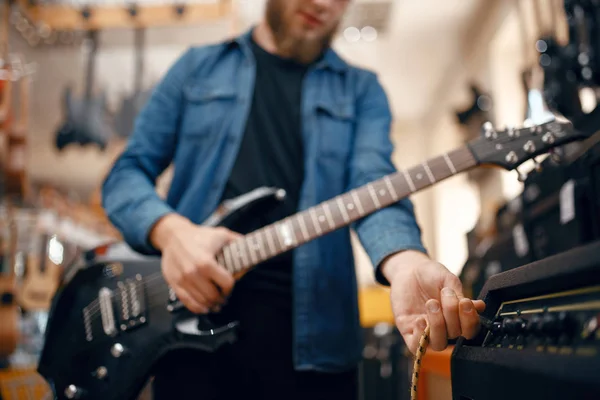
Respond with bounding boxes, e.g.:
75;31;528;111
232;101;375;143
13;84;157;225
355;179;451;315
55;85;112;152
37;187;286;400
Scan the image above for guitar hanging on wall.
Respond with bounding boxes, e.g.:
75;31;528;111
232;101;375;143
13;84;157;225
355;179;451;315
113;6;154;139
36;113;592;400
55;28;112;152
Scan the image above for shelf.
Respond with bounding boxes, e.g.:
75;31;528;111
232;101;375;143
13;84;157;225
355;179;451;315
16;0;232;31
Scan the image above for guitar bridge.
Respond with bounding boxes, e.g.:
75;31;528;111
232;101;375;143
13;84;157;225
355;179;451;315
115;274;148;332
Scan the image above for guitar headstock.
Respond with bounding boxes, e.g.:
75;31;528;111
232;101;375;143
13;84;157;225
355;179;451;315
467;116;584;170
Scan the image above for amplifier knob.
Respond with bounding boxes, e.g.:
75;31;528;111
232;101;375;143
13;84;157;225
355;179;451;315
502;317;526;334
528;315;543;334
540;314;559;334
64;385;83;399
581;314;599;339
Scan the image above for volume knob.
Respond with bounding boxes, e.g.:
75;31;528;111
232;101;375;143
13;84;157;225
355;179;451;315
64;384;82;399
111;343;125;358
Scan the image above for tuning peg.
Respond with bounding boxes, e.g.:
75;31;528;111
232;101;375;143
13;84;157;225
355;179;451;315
482;121;497;139
517;168;528;182
505;125;516;138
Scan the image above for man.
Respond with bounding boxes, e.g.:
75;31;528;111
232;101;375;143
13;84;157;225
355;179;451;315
102;0;485;398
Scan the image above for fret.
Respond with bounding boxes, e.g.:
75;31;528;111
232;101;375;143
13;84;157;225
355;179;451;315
273;223;287;251
223;245;234;273
322;203;336;229
237;240;250;268
350;190;364;215
422;161;435;183
245;236;259;264
309;208;323;235
218;146;479;277
229;241;242;272
443;153;457;174
279;220;297;248
296;213;310;241
401;169;416;192
336;197;350;223
367;183;381;208
264;227;277;257
253;232;268;260
217;253;225;268
383;175;399;201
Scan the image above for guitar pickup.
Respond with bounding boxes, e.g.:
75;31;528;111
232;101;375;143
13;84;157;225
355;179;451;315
115;274;147;332
167;287;184;313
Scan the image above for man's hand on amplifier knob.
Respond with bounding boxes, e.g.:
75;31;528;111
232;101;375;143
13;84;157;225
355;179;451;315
150;213;240;315
382;250;486;354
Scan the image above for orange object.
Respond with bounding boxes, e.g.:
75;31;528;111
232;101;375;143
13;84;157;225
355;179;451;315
416;346;454;400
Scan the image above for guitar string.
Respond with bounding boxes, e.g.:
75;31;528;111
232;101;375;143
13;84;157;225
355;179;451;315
79;155;480;322
78;122;560;323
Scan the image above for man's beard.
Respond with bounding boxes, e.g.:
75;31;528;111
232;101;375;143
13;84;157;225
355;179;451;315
265;1;338;64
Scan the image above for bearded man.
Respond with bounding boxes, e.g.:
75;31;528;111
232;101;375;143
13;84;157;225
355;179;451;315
102;0;485;398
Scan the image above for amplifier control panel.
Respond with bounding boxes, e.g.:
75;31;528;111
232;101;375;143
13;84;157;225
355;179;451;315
482;285;600;356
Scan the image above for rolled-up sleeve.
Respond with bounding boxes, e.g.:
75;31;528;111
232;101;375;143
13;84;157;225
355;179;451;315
348;72;428;285
102;48;194;255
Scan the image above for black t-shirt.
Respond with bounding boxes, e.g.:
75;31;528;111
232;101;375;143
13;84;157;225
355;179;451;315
219;37;308;310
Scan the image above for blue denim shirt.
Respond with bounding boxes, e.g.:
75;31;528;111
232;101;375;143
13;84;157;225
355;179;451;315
102;28;427;372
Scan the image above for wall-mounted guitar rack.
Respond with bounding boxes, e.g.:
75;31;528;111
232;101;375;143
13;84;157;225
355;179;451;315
14;0;233;31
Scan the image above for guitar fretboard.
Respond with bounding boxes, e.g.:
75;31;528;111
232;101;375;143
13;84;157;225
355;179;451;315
215;146;477;275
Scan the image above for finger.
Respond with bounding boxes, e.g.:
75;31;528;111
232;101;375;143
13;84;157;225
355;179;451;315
426;299;447;351
207;227;241;252
207;259;236;297
195;278;223;307
177;289;209;314
473;300;486;312
179;261;214;308
440;287;461;339
444;275;466;299
459;299;481;339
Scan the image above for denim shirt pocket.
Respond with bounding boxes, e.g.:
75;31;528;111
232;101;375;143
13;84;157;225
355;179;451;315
315;98;356;161
180;81;238;143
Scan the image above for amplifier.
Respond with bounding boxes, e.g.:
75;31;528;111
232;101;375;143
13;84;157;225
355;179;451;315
451;240;600;400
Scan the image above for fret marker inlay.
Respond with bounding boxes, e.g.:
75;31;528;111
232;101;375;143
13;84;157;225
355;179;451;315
309;208;323;235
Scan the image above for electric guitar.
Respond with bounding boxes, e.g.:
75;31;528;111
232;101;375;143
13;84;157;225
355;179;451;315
37;116;588;400
55;29;112;152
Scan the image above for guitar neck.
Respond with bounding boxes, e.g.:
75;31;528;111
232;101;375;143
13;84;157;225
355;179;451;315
216;146;478;276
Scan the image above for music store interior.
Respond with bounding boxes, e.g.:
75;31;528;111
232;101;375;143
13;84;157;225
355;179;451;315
1;0;599;399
